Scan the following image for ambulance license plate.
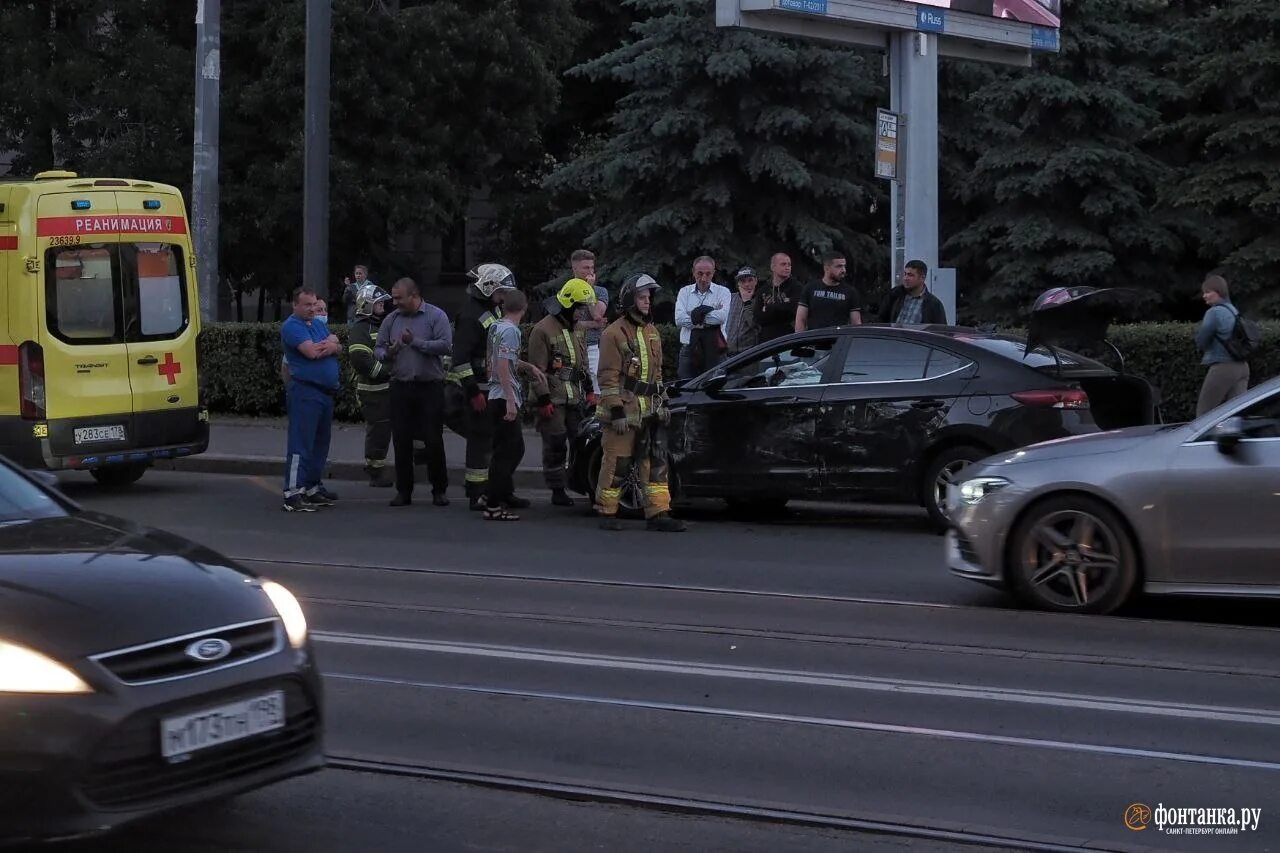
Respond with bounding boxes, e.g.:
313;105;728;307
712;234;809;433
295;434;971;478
73;425;126;444
161;690;286;761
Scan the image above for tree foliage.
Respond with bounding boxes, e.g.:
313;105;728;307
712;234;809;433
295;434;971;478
544;0;886;288
942;0;1186;321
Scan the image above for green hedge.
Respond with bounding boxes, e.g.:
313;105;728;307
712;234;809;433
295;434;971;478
198;321;1278;424
197;322;684;422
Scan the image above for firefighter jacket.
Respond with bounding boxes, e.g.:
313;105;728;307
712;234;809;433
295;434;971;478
348;317;389;393
597;313;665;427
528;312;589;407
447;296;500;397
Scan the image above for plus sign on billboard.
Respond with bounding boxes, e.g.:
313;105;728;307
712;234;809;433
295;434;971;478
911;0;1060;29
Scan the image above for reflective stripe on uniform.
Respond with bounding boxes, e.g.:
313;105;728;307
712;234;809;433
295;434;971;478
356;382;390;393
464;468;489;484
349;344;375;356
481;313;496;329
637;331;650;418
599;487;621;512
560;328;577;402
451;364;475;380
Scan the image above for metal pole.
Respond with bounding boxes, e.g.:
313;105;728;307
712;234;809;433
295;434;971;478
192;0;220;324
889;30;944;318
303;0;331;294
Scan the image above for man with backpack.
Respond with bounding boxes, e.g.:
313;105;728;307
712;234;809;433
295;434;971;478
1194;274;1255;416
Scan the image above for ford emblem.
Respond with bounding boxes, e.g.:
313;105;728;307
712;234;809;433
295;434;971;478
185;638;232;663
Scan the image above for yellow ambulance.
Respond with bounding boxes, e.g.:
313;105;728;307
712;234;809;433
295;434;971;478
0;171;208;486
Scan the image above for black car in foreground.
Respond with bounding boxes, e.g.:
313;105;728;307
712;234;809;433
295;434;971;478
569;287;1156;529
0;464;323;845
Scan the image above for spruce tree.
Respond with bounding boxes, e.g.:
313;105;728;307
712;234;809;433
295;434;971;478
544;0;885;289
1161;0;1280;315
943;0;1184;322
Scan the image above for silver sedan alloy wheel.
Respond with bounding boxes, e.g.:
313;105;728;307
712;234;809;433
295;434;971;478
1018;509;1123;609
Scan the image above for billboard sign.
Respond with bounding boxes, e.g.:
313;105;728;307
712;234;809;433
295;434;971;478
911;1;1060;29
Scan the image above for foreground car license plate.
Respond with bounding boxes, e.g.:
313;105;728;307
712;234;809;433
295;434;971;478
74;425;126;444
161;690;285;761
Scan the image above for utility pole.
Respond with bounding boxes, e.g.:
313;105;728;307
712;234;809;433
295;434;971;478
192;0;221;324
303;0;331;294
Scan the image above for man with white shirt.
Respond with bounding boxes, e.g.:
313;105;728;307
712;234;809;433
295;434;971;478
675;256;732;380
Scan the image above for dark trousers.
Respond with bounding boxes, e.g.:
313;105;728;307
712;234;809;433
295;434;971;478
283;382;334;496
359;390;391;468
463;400;495;498
390;380;448;497
538;405;581;491
486;398;526;506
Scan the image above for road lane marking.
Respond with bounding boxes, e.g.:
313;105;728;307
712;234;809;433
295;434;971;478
325;672;1280;774
314;631;1280;727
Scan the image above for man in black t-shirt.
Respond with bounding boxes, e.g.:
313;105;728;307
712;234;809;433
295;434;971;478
796;251;862;331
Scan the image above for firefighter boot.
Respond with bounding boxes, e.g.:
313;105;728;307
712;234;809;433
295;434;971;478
551;488;574;507
646;512;686;533
599;515;625;531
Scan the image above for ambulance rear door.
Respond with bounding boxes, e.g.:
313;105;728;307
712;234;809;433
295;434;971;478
36;192;135;444
114;192;198;430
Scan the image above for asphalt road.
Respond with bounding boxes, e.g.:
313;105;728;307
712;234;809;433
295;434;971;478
41;470;1280;852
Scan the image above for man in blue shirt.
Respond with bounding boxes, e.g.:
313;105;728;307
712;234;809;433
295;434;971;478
281;287;342;512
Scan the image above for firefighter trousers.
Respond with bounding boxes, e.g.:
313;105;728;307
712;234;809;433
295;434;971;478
538;405;581;491
462;397;495;499
359;389;391;468
594;420;671;520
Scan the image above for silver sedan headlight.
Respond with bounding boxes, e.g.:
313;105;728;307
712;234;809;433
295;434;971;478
958;476;1012;506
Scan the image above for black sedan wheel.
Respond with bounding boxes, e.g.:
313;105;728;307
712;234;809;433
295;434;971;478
587;447;645;520
923;446;990;531
1007;496;1138;615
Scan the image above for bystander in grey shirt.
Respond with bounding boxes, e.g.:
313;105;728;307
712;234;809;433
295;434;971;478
374;302;454;382
486;319;524;405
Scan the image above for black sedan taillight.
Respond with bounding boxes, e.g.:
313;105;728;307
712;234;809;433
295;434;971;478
1011;388;1090;410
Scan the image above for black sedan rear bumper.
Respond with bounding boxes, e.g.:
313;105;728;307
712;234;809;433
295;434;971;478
0;650;324;845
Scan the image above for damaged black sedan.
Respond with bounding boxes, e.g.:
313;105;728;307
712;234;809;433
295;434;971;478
570;287;1156;529
0;463;323;845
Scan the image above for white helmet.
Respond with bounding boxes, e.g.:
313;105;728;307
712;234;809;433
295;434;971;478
467;263;517;299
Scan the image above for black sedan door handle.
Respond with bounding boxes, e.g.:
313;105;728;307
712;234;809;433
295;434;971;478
911;400;945;410
137;355;158;365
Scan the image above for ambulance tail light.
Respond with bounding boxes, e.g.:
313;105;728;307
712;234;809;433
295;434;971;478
19;342;46;420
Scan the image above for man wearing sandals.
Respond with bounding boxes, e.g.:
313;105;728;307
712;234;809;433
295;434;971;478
482;289;540;521
595;273;686;533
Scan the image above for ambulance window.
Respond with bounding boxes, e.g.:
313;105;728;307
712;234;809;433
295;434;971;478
131;244;187;338
45;247;123;344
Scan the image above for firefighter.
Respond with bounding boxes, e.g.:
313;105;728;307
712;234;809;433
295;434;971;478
347;283;394;487
528;278;599;506
595;273;686;532
447;262;525;510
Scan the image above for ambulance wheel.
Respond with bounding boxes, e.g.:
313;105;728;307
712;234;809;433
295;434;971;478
90;463;149;488
587;447;645;520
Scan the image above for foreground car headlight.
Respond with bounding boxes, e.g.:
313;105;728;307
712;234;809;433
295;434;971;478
261;581;308;649
0;640;92;694
958;476;1011;505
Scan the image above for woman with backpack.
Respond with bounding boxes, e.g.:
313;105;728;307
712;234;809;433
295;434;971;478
1194;274;1252;416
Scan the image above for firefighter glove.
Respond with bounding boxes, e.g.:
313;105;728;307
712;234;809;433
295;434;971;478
610;406;629;435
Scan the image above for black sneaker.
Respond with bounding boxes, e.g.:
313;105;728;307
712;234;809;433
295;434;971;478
314;486;339;502
432;491;450;507
303;491;334;508
282;495;317;513
551;489;575;507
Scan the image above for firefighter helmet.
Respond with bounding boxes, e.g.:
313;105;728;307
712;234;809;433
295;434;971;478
354;283;392;318
467;263;517;299
619;273;660;312
556;278;598;310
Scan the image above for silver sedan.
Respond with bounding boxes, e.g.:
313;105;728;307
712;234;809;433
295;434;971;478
947;375;1280;614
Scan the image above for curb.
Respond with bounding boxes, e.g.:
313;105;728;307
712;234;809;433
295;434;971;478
153;455;548;491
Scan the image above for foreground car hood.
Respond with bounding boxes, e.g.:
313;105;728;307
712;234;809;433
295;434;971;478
987;423;1180;466
0;512;274;659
